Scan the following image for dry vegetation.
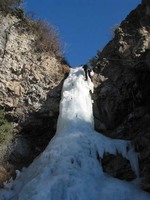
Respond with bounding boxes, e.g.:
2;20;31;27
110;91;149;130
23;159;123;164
17;17;63;58
111;24;120;38
26;19;62;58
0;0;63;59
0;0;23;13
0;110;14;143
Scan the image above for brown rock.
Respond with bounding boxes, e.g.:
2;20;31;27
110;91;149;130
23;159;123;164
92;0;150;192
0;167;9;188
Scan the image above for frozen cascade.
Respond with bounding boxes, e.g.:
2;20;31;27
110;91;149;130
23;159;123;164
0;67;150;200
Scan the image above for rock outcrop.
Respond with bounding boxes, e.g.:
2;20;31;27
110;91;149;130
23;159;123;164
93;0;150;192
0;12;69;185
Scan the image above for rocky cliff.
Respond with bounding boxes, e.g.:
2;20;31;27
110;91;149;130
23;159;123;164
0;12;69;184
93;0;150;192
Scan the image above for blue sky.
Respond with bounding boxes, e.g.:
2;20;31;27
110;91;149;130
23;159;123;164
24;0;141;67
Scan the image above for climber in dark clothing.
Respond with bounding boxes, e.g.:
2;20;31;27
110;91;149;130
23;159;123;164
83;64;93;82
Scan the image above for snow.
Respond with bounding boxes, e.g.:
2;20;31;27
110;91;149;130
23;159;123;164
0;67;150;200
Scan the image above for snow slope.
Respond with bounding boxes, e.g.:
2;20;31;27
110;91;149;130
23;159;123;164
0;67;150;200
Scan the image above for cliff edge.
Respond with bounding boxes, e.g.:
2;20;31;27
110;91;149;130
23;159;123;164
93;0;150;192
0;10;69;184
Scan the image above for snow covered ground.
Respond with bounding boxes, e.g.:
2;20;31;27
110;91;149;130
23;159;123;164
0;67;150;200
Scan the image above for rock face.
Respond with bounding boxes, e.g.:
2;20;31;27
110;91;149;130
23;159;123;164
93;0;150;192
0;12;69;183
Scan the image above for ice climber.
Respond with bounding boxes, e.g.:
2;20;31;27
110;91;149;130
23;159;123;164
83;64;93;82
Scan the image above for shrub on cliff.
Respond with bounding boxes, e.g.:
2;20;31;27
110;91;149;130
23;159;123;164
21;18;62;58
0;0;23;13
0;0;62;58
0;110;13;143
33;20;62;57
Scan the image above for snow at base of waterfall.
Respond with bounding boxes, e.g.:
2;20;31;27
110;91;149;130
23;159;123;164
0;67;150;200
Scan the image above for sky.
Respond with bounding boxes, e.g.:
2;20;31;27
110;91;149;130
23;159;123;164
24;0;141;67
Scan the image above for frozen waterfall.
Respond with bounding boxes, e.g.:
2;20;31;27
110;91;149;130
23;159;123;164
0;67;150;200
